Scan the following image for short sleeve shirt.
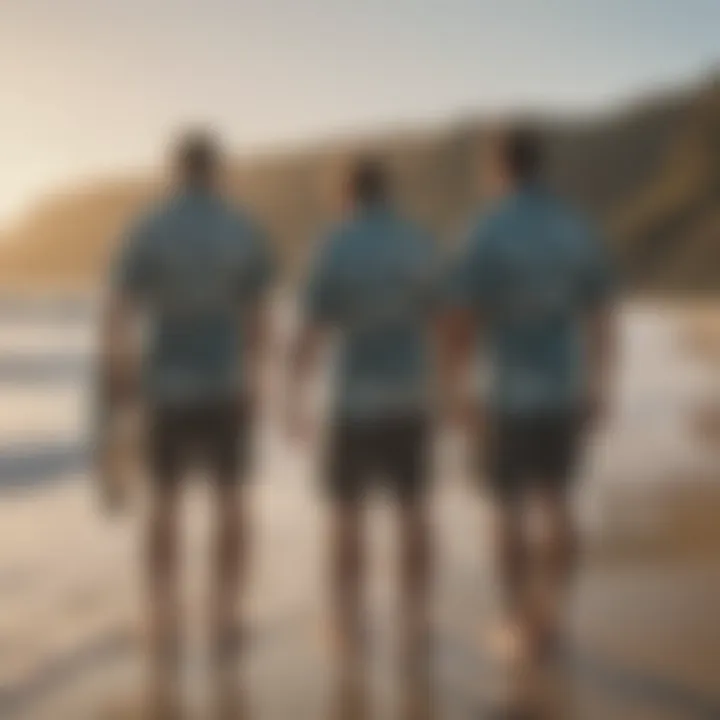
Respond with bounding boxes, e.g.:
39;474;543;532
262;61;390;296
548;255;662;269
112;190;274;406
447;187;615;415
303;205;440;418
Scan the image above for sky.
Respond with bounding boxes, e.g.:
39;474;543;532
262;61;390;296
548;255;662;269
0;0;718;225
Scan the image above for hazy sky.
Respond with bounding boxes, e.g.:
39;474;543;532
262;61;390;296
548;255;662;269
1;0;718;224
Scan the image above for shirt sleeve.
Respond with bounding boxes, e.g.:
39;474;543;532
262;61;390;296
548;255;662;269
579;225;616;310
303;233;342;323
416;231;444;315
110;217;154;301
444;215;499;311
240;220;276;301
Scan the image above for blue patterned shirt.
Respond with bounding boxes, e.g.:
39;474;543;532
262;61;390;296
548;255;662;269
113;190;274;406
304;204;440;418
448;186;615;415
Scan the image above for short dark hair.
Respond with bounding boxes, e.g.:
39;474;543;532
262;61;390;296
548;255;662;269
349;157;389;204
175;130;221;184
500;125;544;183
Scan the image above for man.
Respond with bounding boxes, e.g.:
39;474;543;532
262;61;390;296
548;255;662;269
286;159;440;681
99;131;274;704
444;127;616;660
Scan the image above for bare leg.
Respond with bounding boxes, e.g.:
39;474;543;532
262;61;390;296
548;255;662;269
210;480;249;718
211;483;249;664
494;503;528;619
329;502;365;667
212;666;249;720
541;489;578;585
490;502;533;662
329;670;369;720
146;483;182;715
397;501;436;720
531;486;578;655
398;500;433;666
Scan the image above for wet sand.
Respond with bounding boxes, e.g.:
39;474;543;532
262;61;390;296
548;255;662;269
0;302;719;719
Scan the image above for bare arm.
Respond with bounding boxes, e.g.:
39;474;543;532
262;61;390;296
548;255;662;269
436;308;477;429
95;292;141;513
99;293;140;406
586;304;617;428
285;321;327;442
242;300;272;417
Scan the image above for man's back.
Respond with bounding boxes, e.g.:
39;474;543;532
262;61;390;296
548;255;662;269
114;190;273;405
306;205;438;416
454;187;613;414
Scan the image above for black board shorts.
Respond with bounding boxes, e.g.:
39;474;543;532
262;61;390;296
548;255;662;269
325;413;430;505
483;410;584;502
147;400;251;489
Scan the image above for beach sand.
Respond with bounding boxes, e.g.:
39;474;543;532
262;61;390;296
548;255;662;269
1;302;719;719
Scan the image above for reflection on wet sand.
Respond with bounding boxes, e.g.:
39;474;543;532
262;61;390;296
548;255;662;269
210;666;250;720
497;660;574;720
328;668;369;720
1;303;719;719
327;661;437;720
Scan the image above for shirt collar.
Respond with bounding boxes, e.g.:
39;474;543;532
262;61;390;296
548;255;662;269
355;199;393;220
175;184;218;206
514;181;546;200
